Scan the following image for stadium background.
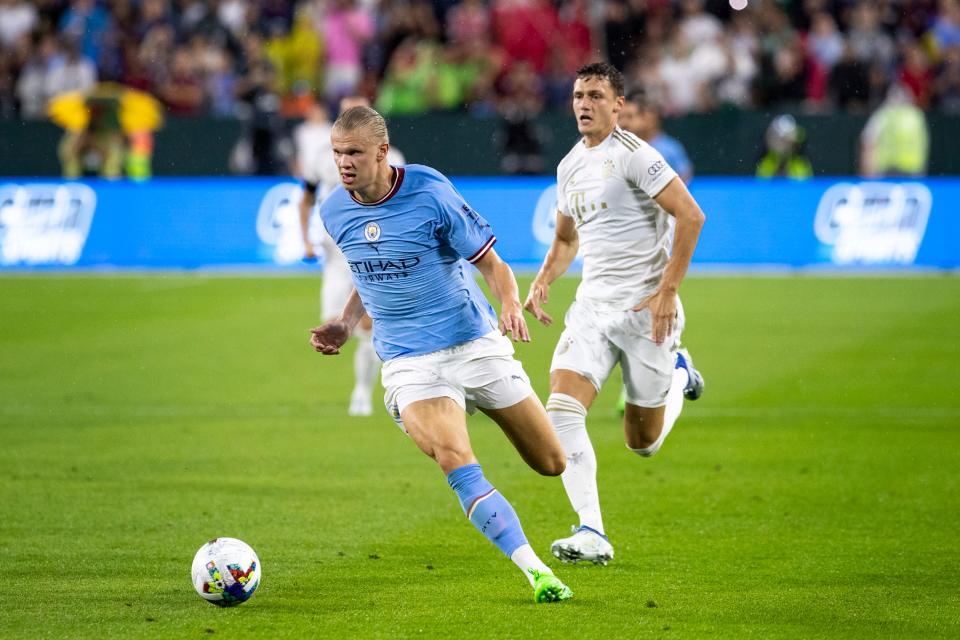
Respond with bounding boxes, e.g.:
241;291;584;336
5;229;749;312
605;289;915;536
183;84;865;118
1;1;958;638
2;0;960;177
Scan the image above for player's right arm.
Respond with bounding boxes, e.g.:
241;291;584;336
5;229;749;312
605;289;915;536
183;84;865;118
298;183;318;261
309;287;365;355
524;212;578;326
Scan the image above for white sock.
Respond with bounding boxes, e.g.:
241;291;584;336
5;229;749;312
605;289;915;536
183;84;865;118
352;327;380;397
630;368;689;457
546;393;604;535
510;544;552;586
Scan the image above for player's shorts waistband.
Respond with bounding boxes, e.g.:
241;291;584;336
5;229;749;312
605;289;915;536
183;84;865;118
386;330;506;362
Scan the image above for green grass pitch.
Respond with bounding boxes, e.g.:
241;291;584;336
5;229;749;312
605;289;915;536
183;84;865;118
1;274;958;639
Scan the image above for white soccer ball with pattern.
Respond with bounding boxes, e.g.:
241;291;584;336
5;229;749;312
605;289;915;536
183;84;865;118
191;537;261;606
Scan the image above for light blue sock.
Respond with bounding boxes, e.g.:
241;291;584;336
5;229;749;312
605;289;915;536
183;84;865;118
446;463;529;558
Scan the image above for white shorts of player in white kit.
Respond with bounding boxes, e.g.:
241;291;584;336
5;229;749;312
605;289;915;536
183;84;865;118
551;298;685;408
382;330;535;432
320;237;354;322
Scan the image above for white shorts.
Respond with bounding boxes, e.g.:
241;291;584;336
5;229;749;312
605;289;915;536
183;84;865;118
550;299;684;408
321;234;353;322
382;330;535;432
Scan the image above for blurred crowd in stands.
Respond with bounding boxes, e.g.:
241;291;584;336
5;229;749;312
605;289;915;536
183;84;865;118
1;0;960;122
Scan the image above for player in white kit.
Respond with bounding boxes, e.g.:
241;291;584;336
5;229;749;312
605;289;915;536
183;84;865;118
295;97;405;416
524;63;706;565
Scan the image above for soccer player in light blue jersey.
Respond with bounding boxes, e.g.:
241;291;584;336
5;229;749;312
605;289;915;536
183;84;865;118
308;106;573;603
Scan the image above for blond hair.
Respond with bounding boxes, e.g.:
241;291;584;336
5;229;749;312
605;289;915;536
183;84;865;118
332;106;389;145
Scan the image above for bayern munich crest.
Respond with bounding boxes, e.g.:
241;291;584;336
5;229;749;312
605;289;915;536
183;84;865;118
364;221;381;242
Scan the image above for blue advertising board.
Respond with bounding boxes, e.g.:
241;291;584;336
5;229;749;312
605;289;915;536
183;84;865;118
0;176;956;272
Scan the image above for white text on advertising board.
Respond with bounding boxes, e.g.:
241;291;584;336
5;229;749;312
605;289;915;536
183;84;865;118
0;183;96;266
814;182;932;265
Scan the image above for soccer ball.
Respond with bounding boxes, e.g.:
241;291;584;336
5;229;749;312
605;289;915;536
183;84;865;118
191;537;261;606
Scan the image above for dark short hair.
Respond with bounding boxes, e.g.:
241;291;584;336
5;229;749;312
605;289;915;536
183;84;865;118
575;62;625;98
626;90;658;113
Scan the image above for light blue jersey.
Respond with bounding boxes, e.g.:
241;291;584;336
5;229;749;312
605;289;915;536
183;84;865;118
319;164;499;361
649;133;693;183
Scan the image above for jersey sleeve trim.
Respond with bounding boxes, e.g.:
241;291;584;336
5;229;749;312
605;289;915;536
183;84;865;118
467;236;496;264
613;130;640;152
645;173;676;199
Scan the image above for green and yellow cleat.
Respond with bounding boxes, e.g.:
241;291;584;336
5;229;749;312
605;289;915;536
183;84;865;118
529;569;573;603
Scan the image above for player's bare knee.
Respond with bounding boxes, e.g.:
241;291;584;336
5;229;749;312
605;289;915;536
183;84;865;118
534;451;566;476
623;405;664;454
624;425;662;456
431;446;474;473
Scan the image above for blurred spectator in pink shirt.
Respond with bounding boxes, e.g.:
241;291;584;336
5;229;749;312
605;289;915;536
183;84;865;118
323;0;374;103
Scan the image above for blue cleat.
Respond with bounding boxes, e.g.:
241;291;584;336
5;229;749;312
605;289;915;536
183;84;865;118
675;348;704;401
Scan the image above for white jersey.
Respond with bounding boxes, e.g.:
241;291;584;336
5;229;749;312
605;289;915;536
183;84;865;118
557;127;677;311
295;120;339;197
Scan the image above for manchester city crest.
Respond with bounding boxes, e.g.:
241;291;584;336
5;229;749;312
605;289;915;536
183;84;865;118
364;221;381;242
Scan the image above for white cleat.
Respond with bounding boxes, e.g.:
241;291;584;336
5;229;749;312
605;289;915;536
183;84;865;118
551;525;614;565
676;348;704;401
348;388;373;417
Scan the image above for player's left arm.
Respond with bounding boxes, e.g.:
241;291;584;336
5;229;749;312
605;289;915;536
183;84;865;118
474;248;530;343
635;177;706;345
428;170;528;341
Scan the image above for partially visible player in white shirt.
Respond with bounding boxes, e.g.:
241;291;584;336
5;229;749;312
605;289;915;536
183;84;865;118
295;97;405;416
524;62;706;566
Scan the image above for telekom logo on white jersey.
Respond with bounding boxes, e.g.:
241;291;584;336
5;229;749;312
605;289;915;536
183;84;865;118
814;182;932;266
